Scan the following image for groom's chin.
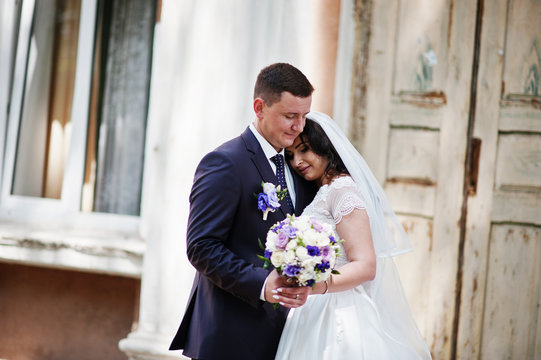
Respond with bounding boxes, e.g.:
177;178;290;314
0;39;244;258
281;139;296;149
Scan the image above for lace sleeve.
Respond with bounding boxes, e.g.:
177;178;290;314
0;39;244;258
327;177;366;225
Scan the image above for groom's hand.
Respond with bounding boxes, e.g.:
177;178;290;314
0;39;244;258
264;270;311;308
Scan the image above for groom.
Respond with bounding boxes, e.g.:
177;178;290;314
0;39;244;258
169;63;318;360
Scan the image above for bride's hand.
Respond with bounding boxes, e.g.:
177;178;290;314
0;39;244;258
264;270;310;308
272;285;311;308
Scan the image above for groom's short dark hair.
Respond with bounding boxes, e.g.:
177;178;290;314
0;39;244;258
254;63;314;106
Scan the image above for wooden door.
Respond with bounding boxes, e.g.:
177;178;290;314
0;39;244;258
350;0;540;358
351;0;478;358
456;1;541;359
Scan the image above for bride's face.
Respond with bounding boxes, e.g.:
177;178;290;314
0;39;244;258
285;136;328;187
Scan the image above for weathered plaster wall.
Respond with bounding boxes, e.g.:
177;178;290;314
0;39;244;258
306;0;341;115
0;263;139;360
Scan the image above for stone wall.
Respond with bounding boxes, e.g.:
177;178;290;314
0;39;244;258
0;263;139;360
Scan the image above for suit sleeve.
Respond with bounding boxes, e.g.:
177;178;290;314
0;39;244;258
186;150;269;307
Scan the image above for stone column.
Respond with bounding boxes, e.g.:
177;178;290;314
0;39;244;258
118;2;194;359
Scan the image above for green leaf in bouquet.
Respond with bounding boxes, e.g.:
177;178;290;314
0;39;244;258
257;254;270;268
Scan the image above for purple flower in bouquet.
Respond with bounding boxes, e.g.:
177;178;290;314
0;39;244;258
272;220;285;233
315;261;330;271
310;218;325;232
321;246;332;261
283;264;301;277
283;225;297;238
306;245;321;257
258;214;342;288
275;231;289;250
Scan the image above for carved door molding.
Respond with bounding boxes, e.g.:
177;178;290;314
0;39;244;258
348;0;541;358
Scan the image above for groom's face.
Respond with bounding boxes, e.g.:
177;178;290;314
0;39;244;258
254;91;312;152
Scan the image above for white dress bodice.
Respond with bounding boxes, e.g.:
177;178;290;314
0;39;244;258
301;176;366;268
275;176;431;360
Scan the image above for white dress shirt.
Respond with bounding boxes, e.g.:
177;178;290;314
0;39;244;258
249;123;296;207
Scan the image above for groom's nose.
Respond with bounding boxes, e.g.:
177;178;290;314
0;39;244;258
291;115;305;133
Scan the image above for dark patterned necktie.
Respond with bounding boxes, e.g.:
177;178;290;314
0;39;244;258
271;154;294;213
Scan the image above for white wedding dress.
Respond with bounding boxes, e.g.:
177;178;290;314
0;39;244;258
275;176;431;360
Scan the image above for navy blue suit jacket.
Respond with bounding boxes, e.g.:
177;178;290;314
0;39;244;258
170;128;317;360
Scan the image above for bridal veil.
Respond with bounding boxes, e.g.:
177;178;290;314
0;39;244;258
306;111;432;359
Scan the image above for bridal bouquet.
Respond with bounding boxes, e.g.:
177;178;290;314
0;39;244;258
258;214;341;287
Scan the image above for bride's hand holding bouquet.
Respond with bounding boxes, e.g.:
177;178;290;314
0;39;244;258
259;214;341;307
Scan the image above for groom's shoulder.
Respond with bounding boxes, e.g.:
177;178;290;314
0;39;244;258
209;128;253;157
196;130;251;170
216;134;244;152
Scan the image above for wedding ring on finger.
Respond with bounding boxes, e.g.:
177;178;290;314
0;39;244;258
295;294;299;299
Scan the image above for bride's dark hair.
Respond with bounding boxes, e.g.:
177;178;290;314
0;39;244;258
300;119;349;179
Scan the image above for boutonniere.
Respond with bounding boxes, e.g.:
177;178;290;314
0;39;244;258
254;182;288;220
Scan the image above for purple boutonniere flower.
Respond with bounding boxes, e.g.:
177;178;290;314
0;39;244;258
255;182;288;220
258;193;270;212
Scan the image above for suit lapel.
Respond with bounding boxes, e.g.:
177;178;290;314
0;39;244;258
241;128;293;217
242;127;275;183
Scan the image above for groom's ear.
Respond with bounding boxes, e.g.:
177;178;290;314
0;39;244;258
253;98;265;119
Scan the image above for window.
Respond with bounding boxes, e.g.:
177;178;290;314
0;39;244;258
1;0;156;228
12;0;81;200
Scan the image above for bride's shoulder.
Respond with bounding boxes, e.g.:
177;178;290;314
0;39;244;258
326;176;364;201
318;176;357;202
328;175;356;189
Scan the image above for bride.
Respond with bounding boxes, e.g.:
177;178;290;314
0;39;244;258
273;112;432;359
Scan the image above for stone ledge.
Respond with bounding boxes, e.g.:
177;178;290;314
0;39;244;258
119;330;187;360
0;225;144;278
